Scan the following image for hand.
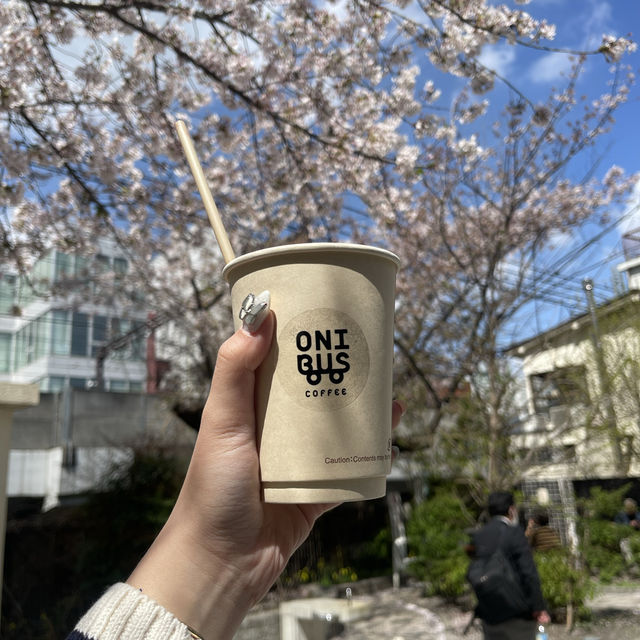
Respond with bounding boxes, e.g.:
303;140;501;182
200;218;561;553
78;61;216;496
127;312;404;639
535;610;551;624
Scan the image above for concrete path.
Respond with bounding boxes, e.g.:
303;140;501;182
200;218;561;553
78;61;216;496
589;584;640;613
234;583;640;640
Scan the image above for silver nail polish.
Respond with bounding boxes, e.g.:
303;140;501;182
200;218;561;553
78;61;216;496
239;290;270;332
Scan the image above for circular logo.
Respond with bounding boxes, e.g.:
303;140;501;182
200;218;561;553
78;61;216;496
277;308;370;410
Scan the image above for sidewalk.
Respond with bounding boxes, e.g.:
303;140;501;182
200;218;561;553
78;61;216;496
589;583;640;613
234;582;640;640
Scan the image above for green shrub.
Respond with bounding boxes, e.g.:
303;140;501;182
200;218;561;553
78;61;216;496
535;549;594;612
575;484;640;582
585;519;630;552
624;533;640;565
579;483;631;520
290;559;359;587
1;442;189;640
406;490;474;600
582;546;624;583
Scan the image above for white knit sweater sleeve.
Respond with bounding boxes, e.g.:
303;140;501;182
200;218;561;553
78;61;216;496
71;582;194;640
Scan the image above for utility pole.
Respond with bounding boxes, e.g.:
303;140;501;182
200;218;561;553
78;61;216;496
95;313;167;391
582;278;623;469
582;279;602;351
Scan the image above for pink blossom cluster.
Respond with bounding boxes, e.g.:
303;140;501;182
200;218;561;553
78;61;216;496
0;0;636;404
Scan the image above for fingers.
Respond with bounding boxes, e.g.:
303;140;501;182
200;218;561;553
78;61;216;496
201;311;275;435
201;313;405;456
391;400;405;463
391;399;405;430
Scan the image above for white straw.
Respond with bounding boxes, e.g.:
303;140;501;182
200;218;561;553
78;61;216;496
175;120;236;264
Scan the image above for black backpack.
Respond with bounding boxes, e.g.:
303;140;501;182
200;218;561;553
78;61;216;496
467;528;530;624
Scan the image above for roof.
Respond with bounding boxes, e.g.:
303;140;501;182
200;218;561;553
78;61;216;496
505;290;640;358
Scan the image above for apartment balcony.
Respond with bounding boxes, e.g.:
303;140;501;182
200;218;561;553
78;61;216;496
512;404;586;435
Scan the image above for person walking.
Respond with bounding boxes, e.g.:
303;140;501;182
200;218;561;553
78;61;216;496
467;491;550;640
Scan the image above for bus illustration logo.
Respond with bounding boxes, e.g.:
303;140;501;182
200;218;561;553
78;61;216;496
279;308;369;410
296;328;350;385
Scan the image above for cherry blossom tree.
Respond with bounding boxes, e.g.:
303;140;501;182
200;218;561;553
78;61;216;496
1;0;636;433
391;56;637;489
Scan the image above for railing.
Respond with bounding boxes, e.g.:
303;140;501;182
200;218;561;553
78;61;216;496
513;403;585;434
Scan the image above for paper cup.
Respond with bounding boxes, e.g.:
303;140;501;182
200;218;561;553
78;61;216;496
223;243;399;503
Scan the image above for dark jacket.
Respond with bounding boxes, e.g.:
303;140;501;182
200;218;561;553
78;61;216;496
469;517;546;623
614;510;640;527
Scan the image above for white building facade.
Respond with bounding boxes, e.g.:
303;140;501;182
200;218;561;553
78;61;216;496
0;239;148;393
509;234;640;481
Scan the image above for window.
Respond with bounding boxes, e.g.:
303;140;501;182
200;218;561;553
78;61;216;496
10;314;49;370
110;317;128;360
91;315;108;357
54;252;74;282
47;376;66;392
75;255;89;279
130;322;145;360
48;310;145;361
95;254;110;274
0;274;16;314
0;333;11;372
113;257;127;275
109;379;129;392
69;377;87;389
14;327;25;369
51;310;70;355
35;315;47;360
71;312;89;356
15;323;35;369
530;366;588;413
523;445;577;466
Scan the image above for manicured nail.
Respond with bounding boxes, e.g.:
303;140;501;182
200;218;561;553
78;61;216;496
239;290;270;333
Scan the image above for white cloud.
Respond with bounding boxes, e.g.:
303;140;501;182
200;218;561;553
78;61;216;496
527;52;572;83
619;179;640;234
581;0;613;49
477;43;517;77
526;0;615;83
546;227;574;251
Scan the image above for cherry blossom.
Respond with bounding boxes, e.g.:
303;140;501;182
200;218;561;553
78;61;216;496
0;0;636;431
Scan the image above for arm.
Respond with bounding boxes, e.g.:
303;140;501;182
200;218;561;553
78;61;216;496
524;518;536;544
72;310;404;640
509;528;547;617
126;312;331;638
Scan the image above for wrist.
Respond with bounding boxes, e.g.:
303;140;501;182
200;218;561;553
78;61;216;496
127;513;254;640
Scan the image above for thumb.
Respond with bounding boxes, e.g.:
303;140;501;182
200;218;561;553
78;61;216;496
201;309;275;436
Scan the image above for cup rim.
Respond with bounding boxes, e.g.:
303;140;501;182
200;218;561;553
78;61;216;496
222;242;400;280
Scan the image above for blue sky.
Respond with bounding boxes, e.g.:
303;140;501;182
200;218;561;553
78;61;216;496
501;0;639;198
15;0;639;341
480;0;640;342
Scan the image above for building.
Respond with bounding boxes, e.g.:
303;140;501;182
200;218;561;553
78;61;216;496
0;239;148;393
507;230;640;481
0;241;184;511
8;387;196;512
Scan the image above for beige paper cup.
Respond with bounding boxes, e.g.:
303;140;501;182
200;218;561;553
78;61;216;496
223;243;399;503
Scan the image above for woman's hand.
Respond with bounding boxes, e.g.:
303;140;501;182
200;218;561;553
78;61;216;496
127;311;404;639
